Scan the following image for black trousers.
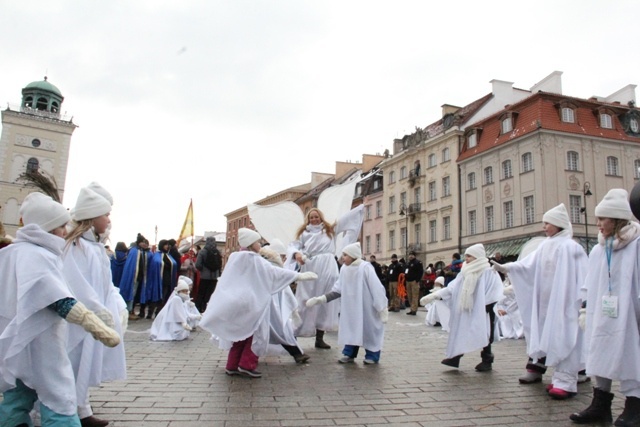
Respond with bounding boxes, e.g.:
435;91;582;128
195;279;217;312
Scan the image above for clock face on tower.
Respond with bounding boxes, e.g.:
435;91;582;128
630;118;639;133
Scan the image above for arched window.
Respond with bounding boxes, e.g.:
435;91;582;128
522;152;534;172
502;160;513;179
467;172;476;190
606;156;620;176
26;157;39;173
36;97;48;111
567;151;579;171
484;166;493;185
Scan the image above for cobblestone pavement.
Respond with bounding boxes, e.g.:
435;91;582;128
5;308;625;426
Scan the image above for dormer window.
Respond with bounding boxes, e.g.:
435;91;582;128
562;107;575;123
468;133;477;148
600;113;613;129
631;118;639;133
501;117;513;133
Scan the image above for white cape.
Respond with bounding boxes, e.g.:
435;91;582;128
494;292;524;340
150;294;190;341
425;299;451;332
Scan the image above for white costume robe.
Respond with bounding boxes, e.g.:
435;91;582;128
185;301;201;329
507;231;586;366
150;294;190;341
0;225;78;415
200;251;300;357
62;230;127;408
439;268;503;358
494;291;524;340
424;298;451;332
290;206;364;337
584;224;640;386
331;261;388;351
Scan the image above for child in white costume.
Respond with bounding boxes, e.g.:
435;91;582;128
306;242;388;364
493;282;524;340
424;276;451;331
492;203;587;399
570;189;640;426
200;228;317;378
0;193;120;426
179;276;202;330
421;243;503;371
150;279;194;341
63;185;128;427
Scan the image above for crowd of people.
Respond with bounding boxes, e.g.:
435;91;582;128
1;186;640;426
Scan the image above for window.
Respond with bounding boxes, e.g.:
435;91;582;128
26;157;39;173
442;147;450;162
501;117;513;134
504;201;514;228
524;195;535;224
375;234;381;252
400;166;407;179
484;167;493;185
400;192;407;207
401;227;408;249
428;181;436;201
365;236;371;254
485;206;494;232
365;205;371;220
389;230;395;250
635;160;640;179
375;200;382;217
606;156;620;176
31;138;41;148
522;152;533;172
562;107;575;123
468;172;476;190
468;133;477;148
631;118;639;133
373;179;381;190
414;224;421;245
389;196;396;213
468;210;477;235
600;113;613;129
502;160;513;179
443;216;451;240
428;153;436;168
567;151;579;171
389;170;396;184
429;220;437;243
569;195;582;224
414;187;421;204
442;176;451;196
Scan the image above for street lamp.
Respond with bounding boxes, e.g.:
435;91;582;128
580;182;593;253
399;203;409;261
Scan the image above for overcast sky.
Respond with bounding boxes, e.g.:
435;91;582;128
2;0;638;246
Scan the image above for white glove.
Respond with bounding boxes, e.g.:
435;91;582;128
579;308;586;331
378;308;389;323
181;322;193;332
305;295;327;307
96;309;115;329
66;302;121;347
297;272;318;282
291;310;303;328
490;260;509;274
420;292;439;306
119;308;129;333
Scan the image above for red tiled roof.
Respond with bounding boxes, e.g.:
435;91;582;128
458;92;640;162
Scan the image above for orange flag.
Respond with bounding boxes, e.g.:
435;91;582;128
177;199;194;245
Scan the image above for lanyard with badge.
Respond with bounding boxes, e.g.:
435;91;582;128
602;237;618;318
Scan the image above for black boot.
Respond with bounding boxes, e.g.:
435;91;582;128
315;329;331;349
138;304;147;318
475;350;494;372
615;396;640;427
570;387;614;424
441;354;462;368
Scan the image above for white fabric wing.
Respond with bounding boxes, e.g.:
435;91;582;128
518;236;546;261
248;201;303;245
317;178;359;223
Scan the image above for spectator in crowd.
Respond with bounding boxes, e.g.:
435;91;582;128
404;251;424;315
386;254;403;312
195;236;222;312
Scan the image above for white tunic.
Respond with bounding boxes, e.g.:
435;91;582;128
150;294;190;341
584;224;640;381
199;251;300;356
425;299;451;332
331;261;388;351
62;230;127;405
0;225;77;415
438;268;503;358
507;231;587;365
185;301;201;329
494;292;524;340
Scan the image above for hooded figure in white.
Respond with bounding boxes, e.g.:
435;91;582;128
493;280;524;340
179;275;202;329
62;185;128;423
424;276;451;332
306;242;388;364
421;243;503;371
492;203;587;398
0;193;120;426
150;278;193;341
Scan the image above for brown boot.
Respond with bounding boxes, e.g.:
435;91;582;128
315;329;331;349
80;415;110;427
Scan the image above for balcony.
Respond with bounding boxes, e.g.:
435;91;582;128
408;168;421;187
408;242;422;252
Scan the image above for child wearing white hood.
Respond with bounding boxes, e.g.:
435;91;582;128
306;242;389;364
179;275;202;330
424;276;451;331
421;243;503;371
0;193;120;426
150;278;194;341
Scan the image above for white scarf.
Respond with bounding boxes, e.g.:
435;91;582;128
459;256;489;311
597;221;640;251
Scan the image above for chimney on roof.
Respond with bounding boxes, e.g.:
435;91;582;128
604;84;637;106
441;104;460;117
530;71;563;95
490;79;515;99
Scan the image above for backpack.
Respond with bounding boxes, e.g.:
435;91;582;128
203;247;222;271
